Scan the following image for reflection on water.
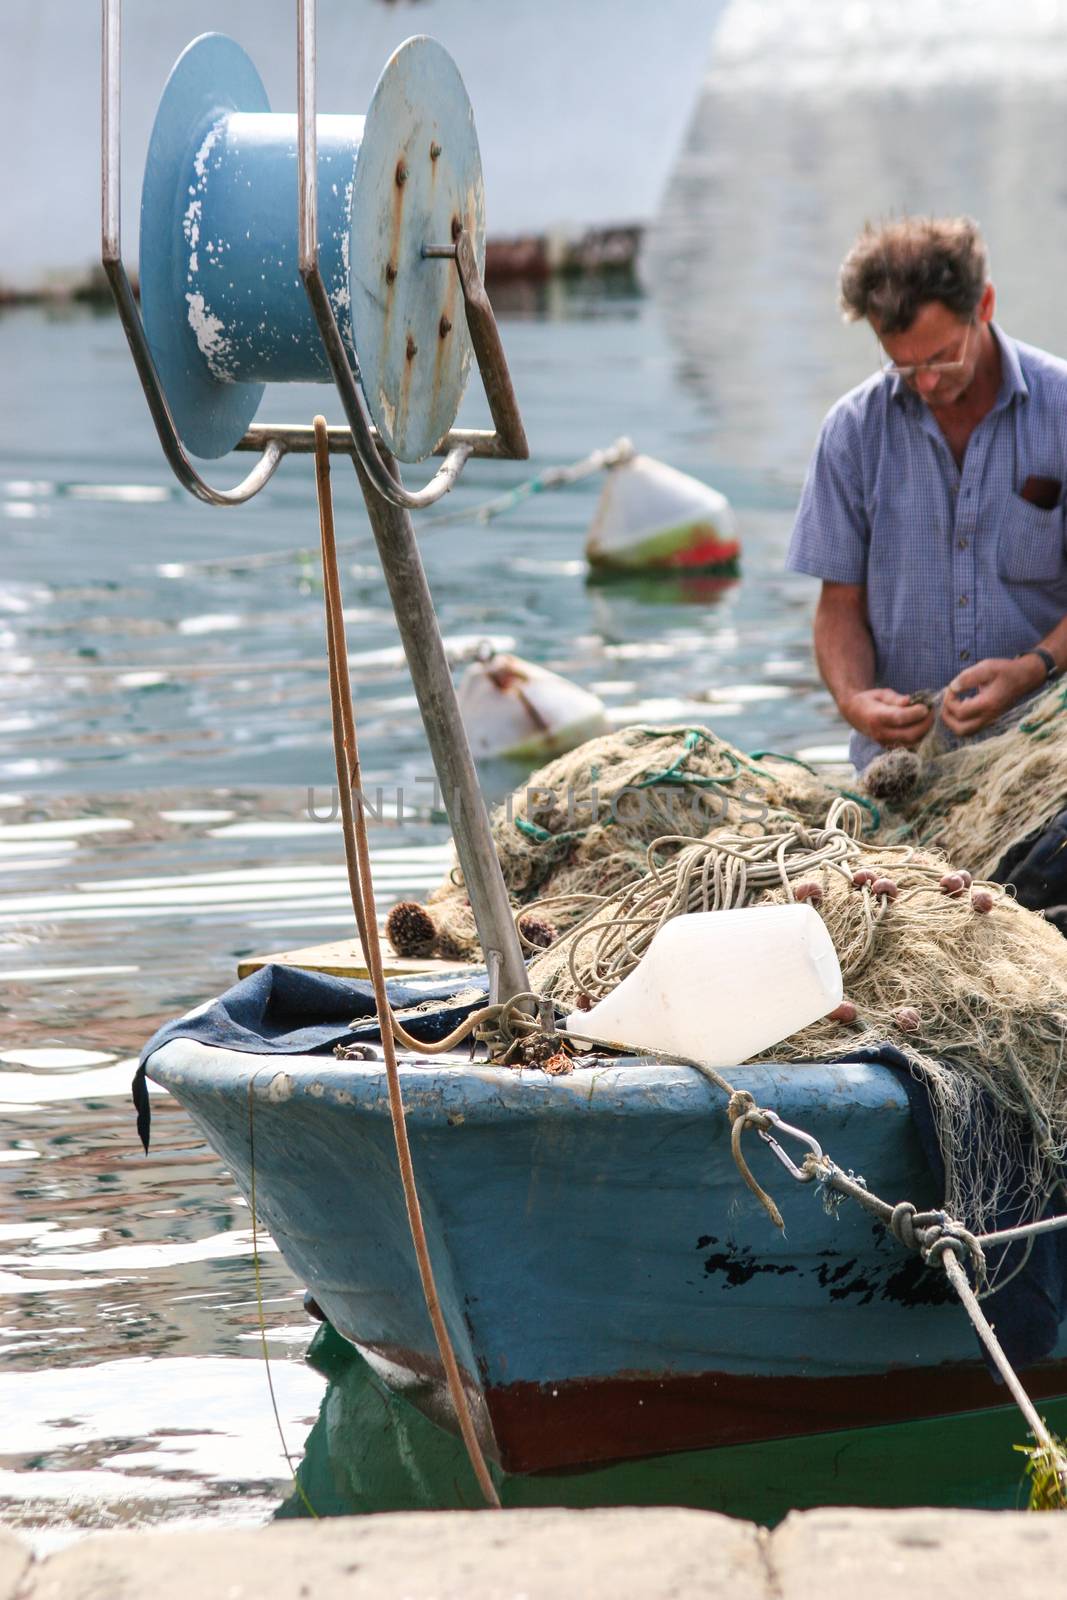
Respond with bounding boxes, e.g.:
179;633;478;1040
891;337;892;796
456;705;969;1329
650;0;1067;478
7;0;1067;1541
0;275;827;1544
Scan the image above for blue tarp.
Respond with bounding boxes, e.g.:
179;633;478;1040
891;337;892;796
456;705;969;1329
135;962;1067;1375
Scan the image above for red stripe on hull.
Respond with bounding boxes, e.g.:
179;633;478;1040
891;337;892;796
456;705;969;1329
352;1333;1067;1476
485;1361;1067;1474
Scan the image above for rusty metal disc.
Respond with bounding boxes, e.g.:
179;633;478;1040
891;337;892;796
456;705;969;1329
350;36;486;464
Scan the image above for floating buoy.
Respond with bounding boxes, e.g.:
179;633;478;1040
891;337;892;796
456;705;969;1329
585;452;739;574
457;650;609;763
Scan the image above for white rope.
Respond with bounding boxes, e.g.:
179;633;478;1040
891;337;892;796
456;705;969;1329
421;436;636;529
669;1063;1067;1499
976;1212;1067;1248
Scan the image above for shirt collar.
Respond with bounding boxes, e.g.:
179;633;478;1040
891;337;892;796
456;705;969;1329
887;319;1027;411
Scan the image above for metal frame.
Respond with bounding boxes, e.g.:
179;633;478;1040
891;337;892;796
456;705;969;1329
101;0;531;1002
101;0;527;508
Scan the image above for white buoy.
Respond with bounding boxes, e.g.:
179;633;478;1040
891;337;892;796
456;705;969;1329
565;904;842;1066
586;452;739;573
457;651;610;762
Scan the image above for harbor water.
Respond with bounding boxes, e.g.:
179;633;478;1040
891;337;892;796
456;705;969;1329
8;0;1067;1551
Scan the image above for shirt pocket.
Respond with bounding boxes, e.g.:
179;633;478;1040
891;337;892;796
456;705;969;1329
997;491;1067;583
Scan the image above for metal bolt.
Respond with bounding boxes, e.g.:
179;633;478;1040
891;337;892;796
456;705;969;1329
430;141;442;161
439;316;452;338
395;159;408;187
385;262;397;284
406;334;417;361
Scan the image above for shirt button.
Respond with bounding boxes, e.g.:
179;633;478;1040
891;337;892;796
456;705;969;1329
958;595;969;606
960;649;971;661
957;538;968;550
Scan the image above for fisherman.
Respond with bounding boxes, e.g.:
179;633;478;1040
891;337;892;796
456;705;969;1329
788;215;1067;771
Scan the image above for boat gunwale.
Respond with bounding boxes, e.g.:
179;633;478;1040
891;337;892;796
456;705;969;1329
146;1035;912;1128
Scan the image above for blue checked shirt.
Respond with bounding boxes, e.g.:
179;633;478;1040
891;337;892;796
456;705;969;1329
788;324;1067;770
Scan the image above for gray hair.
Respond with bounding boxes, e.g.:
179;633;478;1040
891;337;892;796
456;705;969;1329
838;216;989;333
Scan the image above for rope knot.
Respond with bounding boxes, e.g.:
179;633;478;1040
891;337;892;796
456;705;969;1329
920;1214;988;1286
726;1089;757;1125
890;1200;920;1251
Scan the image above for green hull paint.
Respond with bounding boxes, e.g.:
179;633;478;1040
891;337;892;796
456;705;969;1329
278;1324;1066;1524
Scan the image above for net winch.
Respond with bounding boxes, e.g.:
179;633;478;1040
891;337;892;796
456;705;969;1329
101;0;530;1001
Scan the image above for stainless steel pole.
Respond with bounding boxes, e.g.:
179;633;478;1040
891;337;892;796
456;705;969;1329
351;454;529;1005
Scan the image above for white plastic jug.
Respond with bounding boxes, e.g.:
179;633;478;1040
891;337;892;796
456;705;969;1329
564;904;842;1067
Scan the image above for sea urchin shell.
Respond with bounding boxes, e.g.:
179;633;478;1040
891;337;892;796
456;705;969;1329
385;900;437;958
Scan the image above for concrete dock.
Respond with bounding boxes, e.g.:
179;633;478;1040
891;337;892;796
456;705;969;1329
3;1506;1065;1598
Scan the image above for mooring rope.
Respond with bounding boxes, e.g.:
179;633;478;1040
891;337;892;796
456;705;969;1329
715;1070;1067;1505
560;997;1067;1507
313;417;501;1509
421;436;636;530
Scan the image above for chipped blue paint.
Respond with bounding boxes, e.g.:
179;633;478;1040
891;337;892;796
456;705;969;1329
140;32;360;459
138;32;483;463
145;1044;1067;1401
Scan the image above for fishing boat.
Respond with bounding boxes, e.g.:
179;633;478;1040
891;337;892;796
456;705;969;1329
114;3;1067;1519
145;1013;1067;1515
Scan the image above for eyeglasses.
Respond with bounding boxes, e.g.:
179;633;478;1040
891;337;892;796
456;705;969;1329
880;320;975;381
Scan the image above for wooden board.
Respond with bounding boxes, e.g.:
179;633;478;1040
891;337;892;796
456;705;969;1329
237;938;478;982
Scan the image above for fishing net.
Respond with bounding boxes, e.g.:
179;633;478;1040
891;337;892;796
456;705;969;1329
424;725;870;959
525;804;1067;1244
394;711;1067;1238
886;680;1067;878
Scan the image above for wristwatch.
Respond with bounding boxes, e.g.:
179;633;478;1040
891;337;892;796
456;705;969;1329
1017;646;1061;682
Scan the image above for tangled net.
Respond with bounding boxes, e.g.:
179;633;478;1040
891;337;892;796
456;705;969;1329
388;708;1067;1238
526;805;1067;1243
425;725;873;960
889;680;1067;878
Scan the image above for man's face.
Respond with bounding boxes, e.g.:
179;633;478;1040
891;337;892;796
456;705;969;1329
872;284;994;410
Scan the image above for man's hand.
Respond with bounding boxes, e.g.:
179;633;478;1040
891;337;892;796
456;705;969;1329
841;687;935;747
941;655;1045;737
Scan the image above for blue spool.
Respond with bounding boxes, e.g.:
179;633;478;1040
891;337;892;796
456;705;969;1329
140;33;485;462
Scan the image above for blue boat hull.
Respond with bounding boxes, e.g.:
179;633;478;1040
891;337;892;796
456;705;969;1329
147;1040;1067;1474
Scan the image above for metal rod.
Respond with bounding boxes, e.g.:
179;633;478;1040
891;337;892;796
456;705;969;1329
454;231;529;461
350;447;530;1005
101;0;120;259
100;0;286;507
235;424;512;459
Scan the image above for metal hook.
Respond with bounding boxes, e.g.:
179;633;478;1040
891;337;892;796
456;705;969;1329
756;1110;824;1183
